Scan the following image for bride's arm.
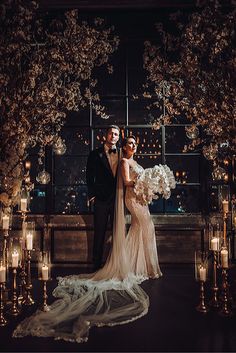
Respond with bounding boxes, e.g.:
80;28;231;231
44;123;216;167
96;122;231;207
120;159;135;187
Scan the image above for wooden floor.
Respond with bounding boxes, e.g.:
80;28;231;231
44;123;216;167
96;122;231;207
1;265;236;352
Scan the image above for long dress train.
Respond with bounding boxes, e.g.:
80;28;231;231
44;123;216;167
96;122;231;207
13;161;162;343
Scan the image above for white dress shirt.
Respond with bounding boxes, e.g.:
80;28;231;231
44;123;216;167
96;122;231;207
104;144;118;177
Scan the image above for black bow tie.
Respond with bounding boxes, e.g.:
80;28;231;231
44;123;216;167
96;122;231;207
108;148;117;154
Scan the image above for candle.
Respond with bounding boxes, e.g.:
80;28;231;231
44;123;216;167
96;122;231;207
222;200;229;213
20;198;27;212
12;250;19;268
0;265;6;283
199;266;206;282
26;232;33;250
210;237;220;251
2;215;10;230
42;264;49;280
25;161;31;169
221;249;228;268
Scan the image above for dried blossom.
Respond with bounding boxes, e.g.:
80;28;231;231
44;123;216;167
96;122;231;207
143;0;235;164
0;0;119;206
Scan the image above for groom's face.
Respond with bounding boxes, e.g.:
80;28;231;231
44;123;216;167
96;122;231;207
106;128;120;146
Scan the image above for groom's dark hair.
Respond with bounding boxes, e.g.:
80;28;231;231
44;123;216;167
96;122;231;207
105;125;120;135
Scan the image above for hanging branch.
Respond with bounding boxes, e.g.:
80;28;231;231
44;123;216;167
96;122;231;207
143;0;235;165
0;1;119;207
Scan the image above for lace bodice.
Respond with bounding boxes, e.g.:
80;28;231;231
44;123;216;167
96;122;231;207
129;161;144;180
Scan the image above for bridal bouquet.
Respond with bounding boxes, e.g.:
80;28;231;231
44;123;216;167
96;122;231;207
134;165;176;206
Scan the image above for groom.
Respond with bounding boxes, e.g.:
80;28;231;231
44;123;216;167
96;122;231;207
86;125;120;271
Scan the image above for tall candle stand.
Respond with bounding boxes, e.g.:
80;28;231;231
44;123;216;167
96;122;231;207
219;268;233;317
0;261;7;326
0;282;8;326
3;229;9;270
41;280;50;312
195;251;209;313
2;229;12;307
38;252;51;312
22;250;34;306
8;267;20;316
18;249;26;306
223;211;228;247
209;229;221;308
17;215;27;306
209;251;220;308
196;280;209;313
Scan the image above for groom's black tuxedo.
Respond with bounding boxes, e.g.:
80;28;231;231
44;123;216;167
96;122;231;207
86;146;117;202
86;145;119;270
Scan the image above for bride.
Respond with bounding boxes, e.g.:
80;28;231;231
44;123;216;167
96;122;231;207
13;136;171;343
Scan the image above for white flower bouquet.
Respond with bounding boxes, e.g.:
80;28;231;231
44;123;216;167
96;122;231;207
133;164;176;206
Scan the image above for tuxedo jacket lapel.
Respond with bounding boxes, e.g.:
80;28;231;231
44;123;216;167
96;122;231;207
98;146;114;178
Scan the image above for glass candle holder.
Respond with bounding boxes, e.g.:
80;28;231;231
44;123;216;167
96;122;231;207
38;251;51;281
209;224;222;252
19;186;30;212
195;250;209;282
1;207;12;232
0;261;6;283
25;222;35;251
218;185;230;212
9;239;21;269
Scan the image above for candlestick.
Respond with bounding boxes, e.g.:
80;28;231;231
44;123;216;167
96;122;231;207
8;268;20;316
209;251;220;308
0;283;8;326
219;269;233;317
223;212;227;247
41;280;50;312
196;280;209;313
22;250;34;306
17;216;27;305
2;215;9;230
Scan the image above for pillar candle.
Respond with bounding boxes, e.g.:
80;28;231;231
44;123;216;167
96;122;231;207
12;250;19;268
2;215;9;230
199;266;206;282
222;200;229;213
20;198;27;212
221;249;228;268
26;232;33;250
42;265;49;280
210;237;220;251
0;265;6;283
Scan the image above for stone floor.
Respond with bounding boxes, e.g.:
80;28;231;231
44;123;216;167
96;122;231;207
1;264;236;352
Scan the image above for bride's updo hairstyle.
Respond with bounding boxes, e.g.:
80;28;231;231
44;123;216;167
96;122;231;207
121;135;137;154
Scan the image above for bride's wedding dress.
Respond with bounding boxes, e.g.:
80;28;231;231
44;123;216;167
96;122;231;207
13;161;162;343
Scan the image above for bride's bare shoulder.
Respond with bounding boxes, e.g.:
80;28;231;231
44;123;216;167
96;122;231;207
120;158;129;166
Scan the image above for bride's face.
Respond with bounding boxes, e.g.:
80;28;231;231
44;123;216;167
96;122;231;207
124;138;137;155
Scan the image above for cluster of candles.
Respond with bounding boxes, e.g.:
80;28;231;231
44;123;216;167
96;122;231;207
175;171;188;184
0;212;51;326
0;221;50;282
195;198;233;316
